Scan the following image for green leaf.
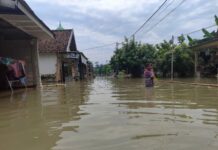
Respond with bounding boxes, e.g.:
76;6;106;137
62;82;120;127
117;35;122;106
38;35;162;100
202;28;213;38
215;15;218;26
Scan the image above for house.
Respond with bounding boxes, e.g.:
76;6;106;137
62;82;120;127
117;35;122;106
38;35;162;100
38;29;91;82
191;36;218;77
0;0;54;90
87;61;94;79
38;29;79;82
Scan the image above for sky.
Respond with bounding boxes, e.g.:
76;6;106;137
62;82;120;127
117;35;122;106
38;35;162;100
26;0;218;64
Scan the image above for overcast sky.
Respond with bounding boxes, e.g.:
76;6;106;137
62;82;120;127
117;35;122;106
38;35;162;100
26;0;218;64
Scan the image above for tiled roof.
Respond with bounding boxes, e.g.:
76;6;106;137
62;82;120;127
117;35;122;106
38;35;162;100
38;29;76;53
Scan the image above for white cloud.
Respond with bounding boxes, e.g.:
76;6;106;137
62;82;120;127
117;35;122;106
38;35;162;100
31;0;157;12
75;26;121;45
83;47;115;64
29;0;160;22
26;0;218;63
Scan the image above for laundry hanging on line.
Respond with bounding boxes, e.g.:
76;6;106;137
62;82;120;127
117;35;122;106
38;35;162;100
0;57;26;80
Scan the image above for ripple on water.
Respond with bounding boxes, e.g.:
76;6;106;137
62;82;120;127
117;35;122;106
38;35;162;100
0;78;218;150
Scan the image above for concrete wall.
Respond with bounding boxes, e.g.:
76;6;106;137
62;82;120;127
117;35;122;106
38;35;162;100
39;53;57;75
0;39;40;87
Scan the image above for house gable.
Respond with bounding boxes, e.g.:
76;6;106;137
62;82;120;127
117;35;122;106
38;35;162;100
38;29;77;53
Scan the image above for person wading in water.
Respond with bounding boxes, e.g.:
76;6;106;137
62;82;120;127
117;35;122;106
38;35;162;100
144;64;155;87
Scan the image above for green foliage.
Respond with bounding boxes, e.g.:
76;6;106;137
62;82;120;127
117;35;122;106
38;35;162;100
94;63;112;76
173;43;194;77
110;38;156;77
110;38;195;78
215;15;218;26
110;16;218;78
178;34;185;44
187;15;218;46
117;70;126;78
155;40;172;77
187;35;198;46
187;35;193;43
202;28;213;38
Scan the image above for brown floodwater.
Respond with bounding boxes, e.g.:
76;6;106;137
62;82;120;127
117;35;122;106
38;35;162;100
0;78;218;150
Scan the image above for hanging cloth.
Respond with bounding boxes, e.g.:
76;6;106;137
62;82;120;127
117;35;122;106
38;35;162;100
10;62;22;79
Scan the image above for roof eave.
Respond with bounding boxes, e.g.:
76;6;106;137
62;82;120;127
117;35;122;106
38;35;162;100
80;52;88;60
17;0;54;39
66;29;73;52
191;38;218;50
66;29;77;52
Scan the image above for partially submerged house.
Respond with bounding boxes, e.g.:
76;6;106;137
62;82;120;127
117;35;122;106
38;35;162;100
79;52;88;80
191;37;218;77
0;0;54;90
38;29;90;82
87;61;94;79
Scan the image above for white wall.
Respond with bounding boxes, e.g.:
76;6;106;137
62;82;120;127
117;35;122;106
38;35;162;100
39;53;57;75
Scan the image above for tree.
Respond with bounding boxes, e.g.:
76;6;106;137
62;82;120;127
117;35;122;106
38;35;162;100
173;43;194;77
110;38;157;77
155;40;173;77
94;63;113;76
178;34;185;44
215;15;218;26
110;37;195;78
187;15;218;46
202;28;213;38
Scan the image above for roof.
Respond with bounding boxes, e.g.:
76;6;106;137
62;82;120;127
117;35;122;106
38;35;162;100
38;29;77;53
80;52;88;60
18;0;54;38
191;36;218;50
0;0;54;39
0;18;32;40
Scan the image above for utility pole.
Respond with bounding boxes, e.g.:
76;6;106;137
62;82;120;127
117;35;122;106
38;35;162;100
116;42;119;50
115;42;119;76
170;36;174;81
171;48;174;81
132;34;135;42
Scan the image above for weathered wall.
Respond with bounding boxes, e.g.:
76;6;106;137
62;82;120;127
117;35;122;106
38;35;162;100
39;53;57;75
0;39;40;87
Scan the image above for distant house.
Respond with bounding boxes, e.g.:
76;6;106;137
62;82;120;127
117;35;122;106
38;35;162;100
38;28;91;82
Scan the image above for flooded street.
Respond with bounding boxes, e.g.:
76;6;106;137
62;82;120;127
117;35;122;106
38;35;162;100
0;78;218;150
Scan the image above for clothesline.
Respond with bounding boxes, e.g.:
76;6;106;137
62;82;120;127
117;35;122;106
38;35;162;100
0;56;27;89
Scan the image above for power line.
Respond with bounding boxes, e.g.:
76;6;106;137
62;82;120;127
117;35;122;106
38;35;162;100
159;24;218;46
80;1;169;51
134;0;176;38
143;0;186;35
164;24;217;41
80;0;174;51
80;0;217;51
81;42;117;51
81;23;217;51
171;24;217;42
150;0;176;24
158;0;176;15
81;24;217;51
182;24;217;36
131;0;169;37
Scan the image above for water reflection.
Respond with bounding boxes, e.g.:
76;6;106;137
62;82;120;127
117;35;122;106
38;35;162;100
40;82;91;135
0;81;91;150
0;78;218;150
109;79;218;149
110;79;218;126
